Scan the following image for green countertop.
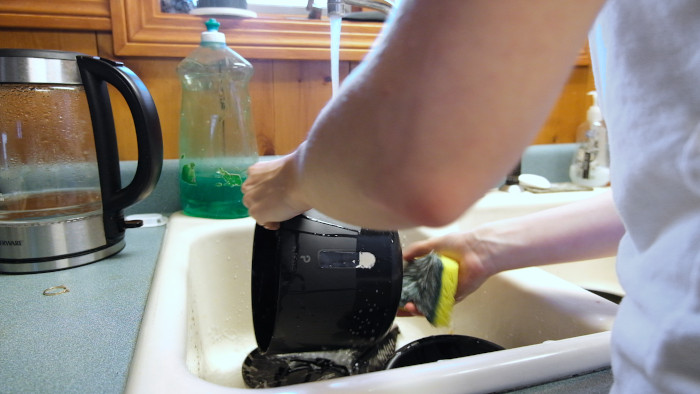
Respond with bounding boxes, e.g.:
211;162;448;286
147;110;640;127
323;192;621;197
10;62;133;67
0;225;165;393
0;153;614;394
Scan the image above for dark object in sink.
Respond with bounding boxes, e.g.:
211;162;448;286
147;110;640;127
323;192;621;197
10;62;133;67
385;335;504;369
242;326;399;388
242;348;350;388
587;289;624;304
354;325;400;374
251;210;403;355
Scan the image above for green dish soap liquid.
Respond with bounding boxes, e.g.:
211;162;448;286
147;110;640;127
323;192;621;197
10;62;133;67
177;18;258;219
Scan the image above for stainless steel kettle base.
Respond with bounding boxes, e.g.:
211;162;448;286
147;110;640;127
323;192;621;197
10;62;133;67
0;240;125;274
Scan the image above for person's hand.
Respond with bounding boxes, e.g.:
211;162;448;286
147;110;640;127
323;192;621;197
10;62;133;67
242;154;311;230
397;231;496;317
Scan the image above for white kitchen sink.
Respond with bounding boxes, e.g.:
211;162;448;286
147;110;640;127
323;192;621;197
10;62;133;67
126;189;619;394
445;189;623;299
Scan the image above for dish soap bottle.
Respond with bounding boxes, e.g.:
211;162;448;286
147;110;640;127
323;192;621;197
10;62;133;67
569;91;610;187
177;18;258;219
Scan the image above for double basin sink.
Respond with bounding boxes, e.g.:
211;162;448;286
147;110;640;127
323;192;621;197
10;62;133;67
126;188;619;393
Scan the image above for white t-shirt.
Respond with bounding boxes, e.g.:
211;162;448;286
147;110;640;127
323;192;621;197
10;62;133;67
590;0;700;392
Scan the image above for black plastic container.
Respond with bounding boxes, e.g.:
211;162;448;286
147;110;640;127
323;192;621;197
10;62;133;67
385;335;504;369
251;210;403;354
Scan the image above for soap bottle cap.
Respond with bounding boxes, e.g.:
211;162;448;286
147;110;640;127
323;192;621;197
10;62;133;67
201;18;225;43
587;91;603;123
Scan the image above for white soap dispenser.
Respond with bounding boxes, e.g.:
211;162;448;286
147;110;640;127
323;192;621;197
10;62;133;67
569;91;610;187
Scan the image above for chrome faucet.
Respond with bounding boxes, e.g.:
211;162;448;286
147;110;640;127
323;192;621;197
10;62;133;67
308;0;393;18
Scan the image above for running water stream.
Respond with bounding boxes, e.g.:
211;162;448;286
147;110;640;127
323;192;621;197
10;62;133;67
329;13;342;97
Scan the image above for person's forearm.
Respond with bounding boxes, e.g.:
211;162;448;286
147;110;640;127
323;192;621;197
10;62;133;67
474;191;625;275
292;0;606;230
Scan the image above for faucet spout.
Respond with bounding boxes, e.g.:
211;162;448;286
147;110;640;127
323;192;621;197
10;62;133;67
326;0;393;17
326;0;345;17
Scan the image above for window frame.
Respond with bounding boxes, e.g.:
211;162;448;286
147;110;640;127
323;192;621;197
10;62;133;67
110;0;383;61
247;0;310;15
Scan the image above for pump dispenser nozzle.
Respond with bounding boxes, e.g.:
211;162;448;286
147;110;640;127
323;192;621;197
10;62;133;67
587;91;602;124
201;18;225;43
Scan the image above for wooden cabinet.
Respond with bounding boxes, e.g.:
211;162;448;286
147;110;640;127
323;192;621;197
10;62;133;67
0;0;110;30
0;0;594;160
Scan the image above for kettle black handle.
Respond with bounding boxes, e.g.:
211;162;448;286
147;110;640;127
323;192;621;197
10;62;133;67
77;56;163;241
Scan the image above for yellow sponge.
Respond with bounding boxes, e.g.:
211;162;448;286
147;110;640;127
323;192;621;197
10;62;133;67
400;252;459;327
431;255;459;327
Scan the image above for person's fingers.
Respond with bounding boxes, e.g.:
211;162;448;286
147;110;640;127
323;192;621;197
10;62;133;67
262;222;280;230
397;302;424;317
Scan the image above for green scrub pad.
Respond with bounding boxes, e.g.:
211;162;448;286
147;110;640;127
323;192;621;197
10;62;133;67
400;252;459;327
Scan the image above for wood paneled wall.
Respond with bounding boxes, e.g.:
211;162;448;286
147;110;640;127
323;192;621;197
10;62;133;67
0;27;594;161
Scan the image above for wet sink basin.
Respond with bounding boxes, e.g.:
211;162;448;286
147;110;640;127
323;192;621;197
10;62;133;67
447;189;623;299
127;189;618;393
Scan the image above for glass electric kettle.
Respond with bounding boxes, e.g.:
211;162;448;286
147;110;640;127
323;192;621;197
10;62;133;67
0;49;163;273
